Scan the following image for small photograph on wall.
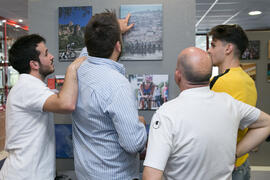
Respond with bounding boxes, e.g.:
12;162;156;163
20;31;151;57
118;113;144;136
120;4;163;61
58;6;92;62
267;63;270;82
240;62;256;81
55;124;73;158
55;75;65;91
241;40;260;60
128;74;168;110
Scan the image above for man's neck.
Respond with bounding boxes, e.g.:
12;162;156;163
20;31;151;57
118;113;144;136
179;80;209;92
109;51;119;62
218;56;240;74
29;71;45;81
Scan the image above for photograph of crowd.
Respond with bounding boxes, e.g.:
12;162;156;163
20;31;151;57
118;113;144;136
58;6;92;62
128;74;168;110
240;63;256;81
241;40;260;60
120;4;163;60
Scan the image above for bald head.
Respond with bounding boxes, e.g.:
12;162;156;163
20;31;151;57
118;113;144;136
177;47;212;85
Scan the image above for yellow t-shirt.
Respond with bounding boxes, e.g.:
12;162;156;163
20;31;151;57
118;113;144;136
210;67;257;167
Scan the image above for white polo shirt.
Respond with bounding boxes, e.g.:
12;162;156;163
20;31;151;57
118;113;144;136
0;74;55;180
144;87;260;180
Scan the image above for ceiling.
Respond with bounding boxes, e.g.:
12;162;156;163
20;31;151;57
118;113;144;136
196;0;270;34
0;0;269;33
0;0;28;26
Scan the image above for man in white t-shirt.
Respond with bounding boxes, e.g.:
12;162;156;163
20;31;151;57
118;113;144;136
0;34;86;180
142;47;270;180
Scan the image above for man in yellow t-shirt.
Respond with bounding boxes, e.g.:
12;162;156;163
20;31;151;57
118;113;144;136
208;24;257;180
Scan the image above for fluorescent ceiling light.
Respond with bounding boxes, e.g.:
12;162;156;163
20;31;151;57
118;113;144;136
248;11;262;16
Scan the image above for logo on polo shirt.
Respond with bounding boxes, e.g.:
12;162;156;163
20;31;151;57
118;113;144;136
153;120;161;129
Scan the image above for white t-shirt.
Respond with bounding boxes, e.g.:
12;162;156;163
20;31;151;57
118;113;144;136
0;74;55;180
144;87;260;180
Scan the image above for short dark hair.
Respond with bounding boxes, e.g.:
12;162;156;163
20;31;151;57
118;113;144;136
208;24;248;58
84;10;121;58
9;34;45;74
180;54;212;84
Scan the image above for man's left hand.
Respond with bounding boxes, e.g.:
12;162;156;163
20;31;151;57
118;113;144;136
118;13;134;34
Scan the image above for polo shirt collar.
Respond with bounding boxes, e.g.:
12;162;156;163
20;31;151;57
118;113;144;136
179;86;211;97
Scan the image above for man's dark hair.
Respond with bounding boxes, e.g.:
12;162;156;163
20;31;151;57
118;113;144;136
9;34;45;74
208;24;248;58
180;54;212;85
84;10;121;58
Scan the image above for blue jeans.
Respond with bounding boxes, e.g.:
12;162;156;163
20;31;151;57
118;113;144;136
232;160;250;180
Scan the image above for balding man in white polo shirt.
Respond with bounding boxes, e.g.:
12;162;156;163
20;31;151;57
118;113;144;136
143;47;270;180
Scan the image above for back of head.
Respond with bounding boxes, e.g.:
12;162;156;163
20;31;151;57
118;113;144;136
9;34;45;74
178;47;212;85
84;10;121;58
208;24;248;58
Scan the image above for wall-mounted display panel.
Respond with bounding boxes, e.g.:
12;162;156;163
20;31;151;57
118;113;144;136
120;4;163;61
128;74;168;110
58;6;92;62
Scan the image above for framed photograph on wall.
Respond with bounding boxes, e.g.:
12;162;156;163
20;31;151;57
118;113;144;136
55;124;73;158
240;62;256;81
128;74;168;110
58;6;92;62
120;4;163;61
241;40;260;60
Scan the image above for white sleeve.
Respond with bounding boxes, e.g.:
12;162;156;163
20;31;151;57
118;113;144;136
24;85;54;112
143;111;173;171
234;99;261;130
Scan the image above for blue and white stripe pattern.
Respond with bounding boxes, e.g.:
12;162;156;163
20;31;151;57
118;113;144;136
72;49;147;180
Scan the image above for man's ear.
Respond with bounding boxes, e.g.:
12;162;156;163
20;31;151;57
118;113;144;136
115;41;121;53
174;68;181;85
29;60;39;70
225;43;234;55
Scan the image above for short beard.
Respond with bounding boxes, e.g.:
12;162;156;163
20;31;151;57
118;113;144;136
39;64;54;79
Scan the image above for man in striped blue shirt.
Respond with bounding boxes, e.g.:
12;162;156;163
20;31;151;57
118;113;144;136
72;11;147;180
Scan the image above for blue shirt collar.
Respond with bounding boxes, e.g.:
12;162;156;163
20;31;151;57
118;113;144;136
87;56;126;75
